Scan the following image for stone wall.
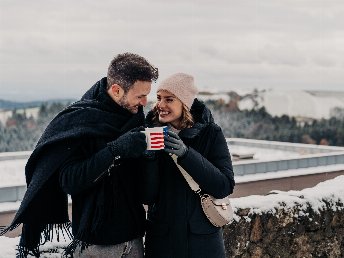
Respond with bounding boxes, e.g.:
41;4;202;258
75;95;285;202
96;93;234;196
223;180;344;257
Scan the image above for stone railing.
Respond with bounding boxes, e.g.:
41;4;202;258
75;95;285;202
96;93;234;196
228;138;344;176
1;176;343;257
223;175;344;257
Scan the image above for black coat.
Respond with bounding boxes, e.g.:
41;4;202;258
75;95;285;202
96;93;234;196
59;80;146;250
0;78;146;257
143;99;235;258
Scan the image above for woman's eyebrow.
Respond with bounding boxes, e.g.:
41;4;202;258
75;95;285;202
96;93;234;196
163;95;175;98
157;94;175;99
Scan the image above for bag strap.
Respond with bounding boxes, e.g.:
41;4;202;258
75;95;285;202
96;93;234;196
170;154;201;194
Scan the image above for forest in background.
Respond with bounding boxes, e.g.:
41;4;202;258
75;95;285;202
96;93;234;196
0;99;344;152
0;103;67;152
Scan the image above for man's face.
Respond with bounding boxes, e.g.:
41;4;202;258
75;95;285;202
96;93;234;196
118;80;151;114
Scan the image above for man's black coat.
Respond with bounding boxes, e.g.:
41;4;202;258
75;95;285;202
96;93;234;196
0;78;146;257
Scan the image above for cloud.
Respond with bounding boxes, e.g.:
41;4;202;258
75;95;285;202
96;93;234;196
0;0;344;100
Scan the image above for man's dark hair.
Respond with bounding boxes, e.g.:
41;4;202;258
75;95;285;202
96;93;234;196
107;52;159;92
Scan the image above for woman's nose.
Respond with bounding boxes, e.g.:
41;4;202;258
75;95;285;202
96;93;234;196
157;100;166;108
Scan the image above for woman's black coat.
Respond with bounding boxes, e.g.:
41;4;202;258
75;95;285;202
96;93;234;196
143;99;235;258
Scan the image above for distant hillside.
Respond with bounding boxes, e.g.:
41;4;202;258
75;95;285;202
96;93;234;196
198;90;344;120
0;99;76;125
0;99;76;110
0;99;42;110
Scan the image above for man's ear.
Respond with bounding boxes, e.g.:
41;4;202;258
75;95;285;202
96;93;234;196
108;84;124;101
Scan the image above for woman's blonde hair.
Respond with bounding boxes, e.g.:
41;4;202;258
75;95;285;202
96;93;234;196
151;101;194;130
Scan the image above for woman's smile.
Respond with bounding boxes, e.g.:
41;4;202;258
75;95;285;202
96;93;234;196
159;110;171;117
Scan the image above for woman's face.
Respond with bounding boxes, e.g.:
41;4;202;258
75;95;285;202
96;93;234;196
156;90;183;128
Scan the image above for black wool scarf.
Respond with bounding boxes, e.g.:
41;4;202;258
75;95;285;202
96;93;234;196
0;77;145;257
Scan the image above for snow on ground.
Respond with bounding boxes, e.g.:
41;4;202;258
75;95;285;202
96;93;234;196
0;236;20;258
197;93;230;103
229;145;299;161
261;90;344;119
0;110;12;126
1;175;344;257
0;145;299;188
0;201;21;213
231;175;344;222
202;89;344;119
0;107;39;125
235;164;344;183
0;142;340;187
0;159;26;187
0;235;71;258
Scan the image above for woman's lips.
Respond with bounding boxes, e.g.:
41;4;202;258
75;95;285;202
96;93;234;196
159;110;170;118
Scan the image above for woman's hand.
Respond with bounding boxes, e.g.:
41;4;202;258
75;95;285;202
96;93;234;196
164;131;188;157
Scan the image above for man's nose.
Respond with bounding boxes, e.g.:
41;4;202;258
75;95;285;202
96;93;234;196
140;97;147;106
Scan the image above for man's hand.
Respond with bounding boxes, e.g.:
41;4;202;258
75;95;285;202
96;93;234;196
164;131;188;157
108;129;147;159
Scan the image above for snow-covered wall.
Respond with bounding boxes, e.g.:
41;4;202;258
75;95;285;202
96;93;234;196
224;175;344;257
1;176;343;257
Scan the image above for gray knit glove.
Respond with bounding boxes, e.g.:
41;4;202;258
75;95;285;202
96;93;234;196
108;129;147;159
164;131;188;157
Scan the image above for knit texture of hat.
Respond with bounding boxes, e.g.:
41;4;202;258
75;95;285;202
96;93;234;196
157;73;198;109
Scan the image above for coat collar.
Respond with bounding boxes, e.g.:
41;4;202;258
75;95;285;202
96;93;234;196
82;77;138;118
179;99;215;139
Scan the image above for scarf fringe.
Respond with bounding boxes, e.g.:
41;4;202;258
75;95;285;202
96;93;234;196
63;239;90;258
16;245;40;258
2;221;91;258
15;222;73;258
39;222;73;245
0;223;21;236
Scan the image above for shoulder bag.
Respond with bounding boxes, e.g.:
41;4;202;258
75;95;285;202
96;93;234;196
170;154;233;227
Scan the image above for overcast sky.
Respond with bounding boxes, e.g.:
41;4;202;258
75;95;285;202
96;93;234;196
0;0;343;101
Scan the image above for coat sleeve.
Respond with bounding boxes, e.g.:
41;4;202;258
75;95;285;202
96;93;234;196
177;126;235;199
59;142;115;196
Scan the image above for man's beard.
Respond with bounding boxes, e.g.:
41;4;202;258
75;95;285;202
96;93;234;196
118;94;139;114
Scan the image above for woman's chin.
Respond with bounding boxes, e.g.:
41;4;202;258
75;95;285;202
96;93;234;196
159;116;170;124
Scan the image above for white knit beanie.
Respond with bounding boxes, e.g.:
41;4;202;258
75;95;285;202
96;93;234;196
157;73;198;109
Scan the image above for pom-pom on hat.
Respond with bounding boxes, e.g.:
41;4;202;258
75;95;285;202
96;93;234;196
157;73;198;109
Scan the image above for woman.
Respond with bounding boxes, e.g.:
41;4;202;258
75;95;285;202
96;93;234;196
143;73;235;258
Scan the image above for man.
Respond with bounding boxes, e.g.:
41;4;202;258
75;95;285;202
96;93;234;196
0;53;158;257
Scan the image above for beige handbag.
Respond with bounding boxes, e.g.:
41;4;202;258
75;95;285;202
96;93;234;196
171;154;233;227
